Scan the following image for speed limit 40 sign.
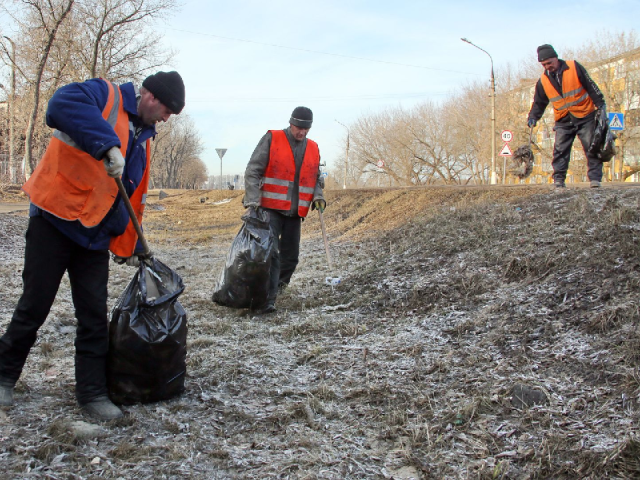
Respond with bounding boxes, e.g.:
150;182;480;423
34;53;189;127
501;130;513;143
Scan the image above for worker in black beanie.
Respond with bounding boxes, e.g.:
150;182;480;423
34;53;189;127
0;69;186;421
141;71;186;116
242;107;326;314
537;44;558;62
527;44;607;188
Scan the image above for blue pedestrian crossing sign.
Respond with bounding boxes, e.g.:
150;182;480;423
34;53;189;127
608;112;624;131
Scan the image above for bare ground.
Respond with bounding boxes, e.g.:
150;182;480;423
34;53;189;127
1;184;640;479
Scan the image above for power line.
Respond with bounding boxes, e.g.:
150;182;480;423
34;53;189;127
167;27;481;76
187;91;449;103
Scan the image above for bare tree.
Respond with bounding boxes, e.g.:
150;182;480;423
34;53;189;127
349;108;417;187
74;0;176;81
151;115;204;188
178;156;208;189
10;0;74;177
0;0;180;182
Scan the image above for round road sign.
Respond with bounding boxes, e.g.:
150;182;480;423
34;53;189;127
376;160;385;168
501;130;513;143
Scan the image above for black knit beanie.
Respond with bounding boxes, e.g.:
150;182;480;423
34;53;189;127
142;71;185;114
290;106;313;128
537;44;558;62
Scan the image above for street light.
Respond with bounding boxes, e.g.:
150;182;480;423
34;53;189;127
335;120;349;189
461;37;497;185
3;36;16;182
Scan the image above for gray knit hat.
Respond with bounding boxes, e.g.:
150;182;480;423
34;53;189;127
290;106;313;128
537;44;558;62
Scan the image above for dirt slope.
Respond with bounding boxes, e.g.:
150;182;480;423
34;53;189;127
1;183;639;479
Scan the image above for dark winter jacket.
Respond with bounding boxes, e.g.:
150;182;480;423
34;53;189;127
29;79;156;250
528;59;606;126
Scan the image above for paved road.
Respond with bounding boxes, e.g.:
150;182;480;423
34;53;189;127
0;202;29;214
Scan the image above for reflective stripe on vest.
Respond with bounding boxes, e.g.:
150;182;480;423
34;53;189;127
260;130;320;217
540;60;595;121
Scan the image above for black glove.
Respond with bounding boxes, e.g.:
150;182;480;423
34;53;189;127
527;118;537;128
598;107;607;122
312;199;326;213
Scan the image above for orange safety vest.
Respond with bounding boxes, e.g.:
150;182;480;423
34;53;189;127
540;60;595;122
108;150;150;258
22;79;150;257
260;130;320;217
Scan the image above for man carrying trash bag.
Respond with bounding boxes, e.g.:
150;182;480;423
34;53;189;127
527;44;606;188
0;71;185;420
243;106;326;314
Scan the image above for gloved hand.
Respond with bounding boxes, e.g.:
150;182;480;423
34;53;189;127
103;147;125;178
113;253;152;267
527;118;537;128
312;199;326;213
598;107;608;122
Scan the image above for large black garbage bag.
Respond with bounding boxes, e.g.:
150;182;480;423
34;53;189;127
597;129;617;163
212;206;274;309
588;109;617;163
108;258;187;405
589;109;609;155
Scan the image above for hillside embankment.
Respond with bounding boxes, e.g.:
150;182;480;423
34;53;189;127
1;183;639;479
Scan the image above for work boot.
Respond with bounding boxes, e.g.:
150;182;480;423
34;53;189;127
553;181;566;189
0;381;14;407
81;396;123;421
590;180;601;188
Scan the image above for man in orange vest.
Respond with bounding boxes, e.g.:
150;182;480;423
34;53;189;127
0;72;185;420
244;106;326;314
527;44;607;188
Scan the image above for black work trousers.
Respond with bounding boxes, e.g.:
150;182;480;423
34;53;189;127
552;118;603;184
267;211;301;304
0;216;110;404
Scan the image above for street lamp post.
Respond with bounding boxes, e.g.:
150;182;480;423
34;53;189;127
461;37;497;185
335;120;349;189
3;36;16;182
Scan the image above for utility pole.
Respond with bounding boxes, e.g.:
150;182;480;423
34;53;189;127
335;120;349;189
461;38;497;185
3;36;16;182
215;148;227;190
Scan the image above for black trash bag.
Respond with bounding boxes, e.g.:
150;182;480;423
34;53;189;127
212;206;274;309
588;109;617;162
108;258;187;405
588;108;609;155
597;129;617;163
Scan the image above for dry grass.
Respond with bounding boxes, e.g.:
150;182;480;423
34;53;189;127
1;183;640;478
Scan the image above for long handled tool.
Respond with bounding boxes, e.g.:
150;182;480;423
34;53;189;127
318;208;332;270
115;177;151;257
115;178;160;298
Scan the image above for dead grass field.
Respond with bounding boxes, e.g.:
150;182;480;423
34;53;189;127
1;183;640;479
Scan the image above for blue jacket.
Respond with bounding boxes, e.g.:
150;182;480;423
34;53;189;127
30;79;156;250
